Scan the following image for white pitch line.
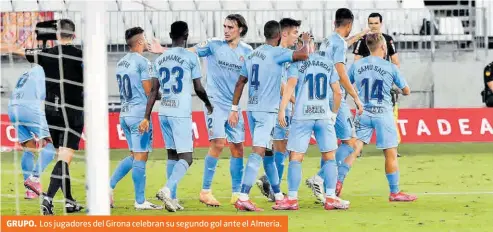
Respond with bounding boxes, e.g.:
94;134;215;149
1;191;492;204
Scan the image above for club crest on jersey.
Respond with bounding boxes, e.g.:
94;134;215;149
198;41;207;48
239;56;244;62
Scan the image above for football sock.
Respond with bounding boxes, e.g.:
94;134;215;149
263;155;281;195
337;163;351;183
109;155;134;189
229;156;243;193
386;171;400;194
336;143;354;165
167;160;177;199
21;151;35;181
46;161;73;201
202;155;218;190
322;159;337;196
32;143;55;178
239;153;262;200
288;160;302;200
132;160;146;204
166;160;189;191
274;151;286;183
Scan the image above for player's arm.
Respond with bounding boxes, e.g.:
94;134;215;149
392;65;410;96
335;63;362;114
291;33;311;61
279;77;297;127
331;81;342;114
345;28;369;47
193;79;212;107
228;74;248;128
488;80;493;92
280;83;295;104
138;77;159;133
387;36;400;67
352;39;364;61
141;59;156;96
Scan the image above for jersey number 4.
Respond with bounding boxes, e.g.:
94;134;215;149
250;64;260;90
116;74;132;101
361;78;384;103
159;66;184;94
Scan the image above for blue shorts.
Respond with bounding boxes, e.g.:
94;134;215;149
120;116;153;153
8;105;50;143
287;119;338;153
247;111;276;148
331;100;355;140
273;112;291;141
204;102;244;143
355;112;398;150
159;116;193;153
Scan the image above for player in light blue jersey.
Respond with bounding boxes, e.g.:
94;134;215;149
139;21;213;212
273;35;350;211
149;14;252;206
347;33;417;202
108;27;163;210
228;21;310;211
306;8;369;202
256;18;302;202
8;65;56;200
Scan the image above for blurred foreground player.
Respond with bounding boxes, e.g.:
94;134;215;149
274;36;350;211
347;33;416;202
109;27;163;210
140;21;213;212
2;19;85;215
8;65;56;200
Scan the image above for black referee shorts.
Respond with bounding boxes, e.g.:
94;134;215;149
45;106;84;150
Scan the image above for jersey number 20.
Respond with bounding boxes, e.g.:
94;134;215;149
159;66;184;94
116;74;132;101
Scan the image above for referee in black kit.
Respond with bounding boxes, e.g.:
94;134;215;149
3;19;84;215
353;13;402;157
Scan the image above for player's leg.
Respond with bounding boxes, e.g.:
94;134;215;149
234;112;273;211
393;102;402;157
227;110;245;203
30;116;56;181
375;115;417;202
109;117;135;208
272;119;312;211
199;103;228;206
165;149;183;210
157;116;194;212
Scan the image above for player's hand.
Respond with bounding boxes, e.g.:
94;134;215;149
329;111;337;125
363;28;371;35
138;119;150;134
206;104;213;115
278;110;287;128
228;111;239;128
355;98;364;115
148;38;165;54
301;32;311;42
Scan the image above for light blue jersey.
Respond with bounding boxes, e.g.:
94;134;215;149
241;44;294;112
9;65;46;113
194;38;253;106
320;33;348;97
348;56;408;116
116;53;155;118
153;47;202;118
287;52;340;121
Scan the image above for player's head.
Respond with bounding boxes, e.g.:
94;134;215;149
334;8;354;37
296;34;315;53
56;19;75;41
170;21;189;45
125;27;147;52
366;33;387;57
368;13;383;33
224;14;248;42
264;20;281;43
280;18;301;47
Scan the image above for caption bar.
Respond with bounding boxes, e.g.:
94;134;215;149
1;216;288;232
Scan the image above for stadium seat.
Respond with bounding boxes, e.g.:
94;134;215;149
64;0;90;12
168;0;196;11
374;0;399;9
142;0;170;11
195;0;221;11
299;0;323;10
246;0;274;10
401;0;425;9
221;0;248;11
273;0;299;10
350;0;374;9
439;17;465;35
118;0;145;11
325;0;349;9
12;0;40;11
0;1;12;11
38;0;66;11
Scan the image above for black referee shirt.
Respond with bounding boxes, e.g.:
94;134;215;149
485;61;493;91
25;45;84;108
353;33;397;61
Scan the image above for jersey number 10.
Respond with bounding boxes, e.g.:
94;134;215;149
306;73;328;100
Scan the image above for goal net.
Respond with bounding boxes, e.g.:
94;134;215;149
1;1;109;215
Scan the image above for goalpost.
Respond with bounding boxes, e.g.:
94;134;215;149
83;1;110;215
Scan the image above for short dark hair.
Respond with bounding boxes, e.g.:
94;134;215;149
279;18;301;31
58;19;75;39
335;8;354;27
226;14;248;37
368;13;383;22
125;27;144;47
170;21;189;40
264;20;280;39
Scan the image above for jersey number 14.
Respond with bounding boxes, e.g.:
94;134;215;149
361;78;384;103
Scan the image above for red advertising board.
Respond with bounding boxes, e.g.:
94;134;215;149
1;108;492;150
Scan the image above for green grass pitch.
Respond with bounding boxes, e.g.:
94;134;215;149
1;143;493;232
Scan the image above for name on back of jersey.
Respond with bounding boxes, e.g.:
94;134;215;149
299;60;333;74
303;104;326;116
357;64;389;76
157;54;185;66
